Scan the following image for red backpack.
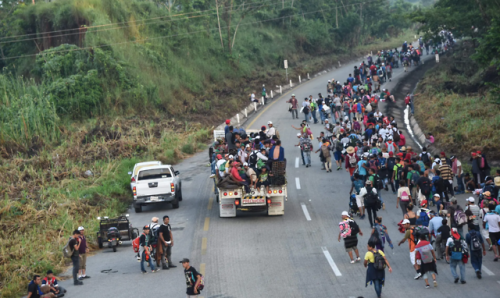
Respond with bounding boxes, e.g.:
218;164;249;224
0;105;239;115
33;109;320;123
132;235;141;253
405;96;411;105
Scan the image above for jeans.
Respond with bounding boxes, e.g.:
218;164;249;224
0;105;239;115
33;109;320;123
211;160;216;175
470;251;482;272
385;176;395;192
400;201;409;217
366;206;377;227
141;251;156;272
394;179;400;192
291;109;298;119
311;111;318;123
301;150;305;165
303;151;311;166
435;234;443;257
450;259;466;281
71;256;79;283
319;110;326;123
161;242;173;267
456;175;465;193
304;112;310;122
373;279;382;297
378;192;384;204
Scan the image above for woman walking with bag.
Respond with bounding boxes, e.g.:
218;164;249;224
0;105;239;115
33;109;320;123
364;241;393;298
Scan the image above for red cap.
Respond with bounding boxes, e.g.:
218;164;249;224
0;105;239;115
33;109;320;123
420;200;428;206
471;152;477;157
389;152;394;156
397;152;404;156
225;119;230;124
440;151;445;156
477;151;481;154
452;228;460;240
217;154;222;159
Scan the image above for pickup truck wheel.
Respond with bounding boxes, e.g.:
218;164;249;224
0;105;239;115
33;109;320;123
134;205;142;213
172;197;180;209
216;193;219;203
178;186;183;201
97;236;103;248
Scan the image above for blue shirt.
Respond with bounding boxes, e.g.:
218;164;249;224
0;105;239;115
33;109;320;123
352;179;364;193
358;160;367;176
429;216;443;235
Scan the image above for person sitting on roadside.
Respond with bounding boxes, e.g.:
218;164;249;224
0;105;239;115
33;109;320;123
41;270;66;298
28;275;55;298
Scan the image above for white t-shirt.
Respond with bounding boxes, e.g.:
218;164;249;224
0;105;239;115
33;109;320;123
250;93;256;101
483;213;500;233
398;187;411;201
374;111;383;119
455;160;463;175
216;160;226;177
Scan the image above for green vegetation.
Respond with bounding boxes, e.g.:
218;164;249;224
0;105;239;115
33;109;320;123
410;0;500;160
0;0;419;296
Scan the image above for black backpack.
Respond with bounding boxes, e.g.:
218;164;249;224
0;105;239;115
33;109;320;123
419;177;431;196
303;105;310;114
387;157;396;170
248;151;259;167
364;187;379;207
334;140;343;152
371;174;384;190
421;152;430;165
373;251;386;270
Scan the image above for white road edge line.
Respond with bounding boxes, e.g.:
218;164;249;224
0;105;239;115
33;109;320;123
482;265;495;276
295;177;301;189
322;246;342;276
301;203;311;221
295;157;299;168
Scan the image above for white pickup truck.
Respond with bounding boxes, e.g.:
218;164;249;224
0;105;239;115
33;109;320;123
132;165;182;213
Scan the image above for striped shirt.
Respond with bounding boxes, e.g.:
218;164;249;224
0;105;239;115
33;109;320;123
439;164;453;180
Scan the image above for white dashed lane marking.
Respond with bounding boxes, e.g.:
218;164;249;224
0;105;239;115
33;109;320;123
322;246;342;276
295;177;301;189
301;203;311;221
295;157;299;168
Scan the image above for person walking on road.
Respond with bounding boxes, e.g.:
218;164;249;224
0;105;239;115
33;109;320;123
371;217;393;252
338;211;363;264
297;133;313;167
351;173;366;219
364;240;392;298
398;219;422;280
483;203;500;261
321;139;332;172
287;95;298;119
77;226;90;280
181;258;202;298
159;215;177;269
68;230;83;285
466;222;486;279
396;181;412;217
140;225;158;274
428;212;443;258
445;228;468;284
415;234;438;288
360;180;379;228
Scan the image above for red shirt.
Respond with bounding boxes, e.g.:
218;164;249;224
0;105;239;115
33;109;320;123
230;167;244;182
398;134;406;146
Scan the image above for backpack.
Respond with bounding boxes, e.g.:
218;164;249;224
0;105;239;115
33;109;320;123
404;96;411;105
410;170;420;186
348;154;357;167
419;178;431;196
449;238;463;260
321;146;331;158
400;189;410;202
395;164;404;181
386;142;396;154
454;209;467;227
191;272;205;291
387;157;396;170
303;105;310;114
302;141;312;152
248;151;258;167
415;209;430;226
62;237;74;258
373;251;386;270
369;159;378;171
339;221;352;238
335;140;343;152
371;174;383;190
412;226;429;245
364;187;379;207
392;129;401;142
416;244;434;264
353;121;361;131
470;230;482;252
132;236;141;253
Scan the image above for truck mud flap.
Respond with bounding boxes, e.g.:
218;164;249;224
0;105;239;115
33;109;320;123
219;198;236;217
267;196;285;216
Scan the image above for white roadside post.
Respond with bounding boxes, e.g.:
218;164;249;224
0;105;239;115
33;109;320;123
307;73;310;79
299;75;301;83
237;114;240;124
280;86;282;94
245;108;247;117
261;97;264;105
289;80;292;88
271;90;273;99
254;102;257;111
284;59;288;82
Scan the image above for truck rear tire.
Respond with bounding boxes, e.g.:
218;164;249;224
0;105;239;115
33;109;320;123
134;205;142;213
98;236;103;248
178;186;183;201
172;197;180;209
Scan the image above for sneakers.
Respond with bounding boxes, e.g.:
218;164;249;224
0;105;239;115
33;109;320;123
360;214;365;219
356;257;361;262
350;259;356;264
433;280;438;287
454;277;459;283
82;276;91;279
209;174;215;178
142;271;147;274
152;269;159;273
162;266;169;270
476;271;482;279
414;272;422;280
461;281;466;284
74;281;84;285
425;284;430;289
168;264;177;268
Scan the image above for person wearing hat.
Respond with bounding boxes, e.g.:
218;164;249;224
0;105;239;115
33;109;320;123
140;225;158;273
321;139;332;172
180;258;202;296
345;146;358;177
42;270;66;297
398;218;422;280
76;226;90;280
438;157;454;199
266;121;277;139
296;132;312;167
224;119;231;135
286;94;298;119
445;228;468;283
338;211;363;264
464;197;480;231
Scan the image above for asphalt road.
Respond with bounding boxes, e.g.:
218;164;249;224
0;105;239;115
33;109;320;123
60;46;500;298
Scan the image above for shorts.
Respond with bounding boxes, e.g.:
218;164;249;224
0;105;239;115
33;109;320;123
356;196;364;208
410;251;416;265
422;271;436;280
334;151;342;161
489;231;500;244
345;246;358;253
79;253;87;270
481;229;490;239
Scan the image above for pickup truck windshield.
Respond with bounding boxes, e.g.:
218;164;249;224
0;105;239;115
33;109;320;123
138;168;172;180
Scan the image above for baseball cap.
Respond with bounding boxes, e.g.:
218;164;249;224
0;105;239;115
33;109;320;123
243;162;248;167
228;155;234;159
420;200;428;206
297;133;301;137
292;94;295;96
225;119;230;124
268;121;273;125
179;258;190;263
389;152;394;156
78;226;84;231
450;155;456;160
216;154;222;159
341;211;349;216
433;193;440;198
466;197;475;203
402;219;410;225
245;144;250;148
450;197;457;203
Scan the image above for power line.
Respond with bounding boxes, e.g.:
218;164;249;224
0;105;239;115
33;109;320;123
0;0;292;42
0;0;381;61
